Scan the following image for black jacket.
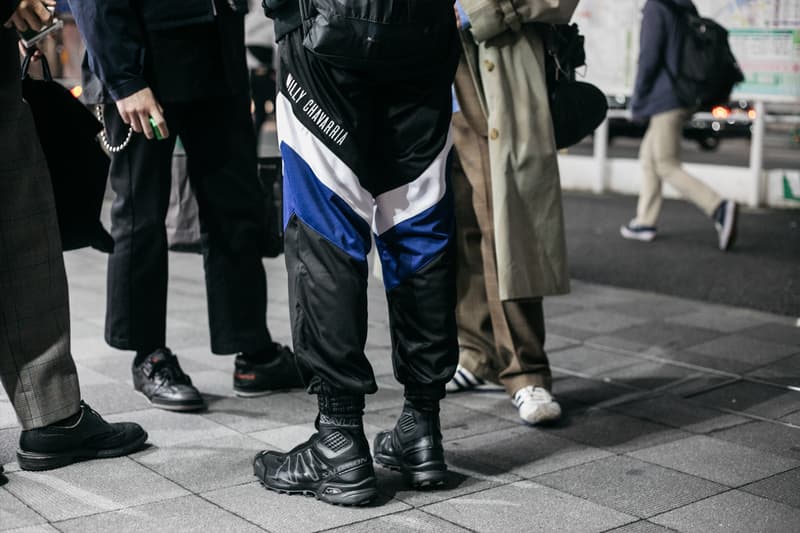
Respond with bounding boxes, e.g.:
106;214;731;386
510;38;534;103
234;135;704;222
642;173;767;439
262;0;301;42
68;0;248;101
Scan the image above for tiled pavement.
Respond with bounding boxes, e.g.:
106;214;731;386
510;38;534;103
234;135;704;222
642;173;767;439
1;250;798;533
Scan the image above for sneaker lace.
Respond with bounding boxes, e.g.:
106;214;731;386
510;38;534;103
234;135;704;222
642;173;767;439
151;355;190;385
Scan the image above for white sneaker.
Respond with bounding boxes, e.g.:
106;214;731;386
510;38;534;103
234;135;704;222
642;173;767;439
446;364;487;393
512;386;562;425
620;219;657;242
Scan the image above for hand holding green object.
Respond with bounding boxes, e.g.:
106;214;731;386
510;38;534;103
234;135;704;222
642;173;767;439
149;117;165;140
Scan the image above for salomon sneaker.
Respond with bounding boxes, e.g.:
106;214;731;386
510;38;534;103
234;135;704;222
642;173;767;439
253;421;377;506
373;402;448;489
513;385;562;425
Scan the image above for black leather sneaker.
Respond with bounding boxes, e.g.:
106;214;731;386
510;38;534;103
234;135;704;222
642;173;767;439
133;348;205;411
17;401;147;471
373;402;448;488
253;422;377;506
233;343;304;397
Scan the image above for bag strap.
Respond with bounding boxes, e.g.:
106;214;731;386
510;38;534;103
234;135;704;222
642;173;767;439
20;50;52;81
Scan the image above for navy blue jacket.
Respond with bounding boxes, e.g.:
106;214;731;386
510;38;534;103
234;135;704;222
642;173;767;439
631;0;697;120
68;0;248;101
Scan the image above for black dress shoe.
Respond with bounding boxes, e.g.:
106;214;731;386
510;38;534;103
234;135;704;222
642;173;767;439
17;401;147;471
133;348;205;411
233;343;304;397
373;402;448;488
253;421;377;506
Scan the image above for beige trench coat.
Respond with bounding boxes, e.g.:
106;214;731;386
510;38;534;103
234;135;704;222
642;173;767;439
456;0;577;300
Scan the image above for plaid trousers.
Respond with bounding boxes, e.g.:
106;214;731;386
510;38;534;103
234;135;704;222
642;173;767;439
0;28;80;430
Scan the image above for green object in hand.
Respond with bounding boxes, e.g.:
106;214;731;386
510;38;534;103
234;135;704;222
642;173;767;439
149;117;164;140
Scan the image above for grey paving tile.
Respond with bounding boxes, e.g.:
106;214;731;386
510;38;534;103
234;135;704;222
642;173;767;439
780;410;800;425
549;323;610;342
611;395;749;434
0;427;19;466
544;333;582;353
54;495;264;533
596;362;698;392
76;383;151;416
553;282;641;308
606;521;678;533
0;488;47;531
3;525;60;533
422;480;635;533
132;433;269;493
629;435;800;487
546;409;690;453
437;390;517;423
543;300;585;318
742;467;800;509
739;322;800;347
549;309;650;334
747;354;800;388
202;392;316;434
651;490;800;533
203;481;410;533
445;425;613;479
321;510;469;533
0;397;18;430
665;307;774;333
657;374;740;398
599;297;701;321
549;346;642;376
585;336;672;358
710;421;800;460
684;335;799;370
3;458;187;522
599;323;722;354
535;455;725;518
551;375;638;408
106;408;238;447
688;380;800;419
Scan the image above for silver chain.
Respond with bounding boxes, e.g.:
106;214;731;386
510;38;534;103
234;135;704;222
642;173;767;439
95;105;133;153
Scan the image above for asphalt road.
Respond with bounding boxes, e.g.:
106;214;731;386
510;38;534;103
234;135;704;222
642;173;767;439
562;191;800;317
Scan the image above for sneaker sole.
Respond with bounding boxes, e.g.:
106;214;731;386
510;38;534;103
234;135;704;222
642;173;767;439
16;430;148;471
233;387;300;398
135;391;206;412
620;226;656;242
374;454;448;489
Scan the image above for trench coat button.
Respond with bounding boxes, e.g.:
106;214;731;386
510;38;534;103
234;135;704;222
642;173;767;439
489;128;499;140
483;60;495;72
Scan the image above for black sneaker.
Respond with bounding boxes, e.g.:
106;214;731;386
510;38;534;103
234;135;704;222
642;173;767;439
133;348;205;411
253;422;377;506
714;199;738;251
17;401;147;471
233;343;304;397
373;402;448;489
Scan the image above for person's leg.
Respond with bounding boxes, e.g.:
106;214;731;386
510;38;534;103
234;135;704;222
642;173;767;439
450;115;499;388
634;120;664;227
0;29;79;429
0;28;146;469
254;30;378;505
649;109;722;217
103;104;176;353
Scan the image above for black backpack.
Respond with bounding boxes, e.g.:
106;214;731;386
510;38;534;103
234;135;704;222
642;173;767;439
654;0;744;106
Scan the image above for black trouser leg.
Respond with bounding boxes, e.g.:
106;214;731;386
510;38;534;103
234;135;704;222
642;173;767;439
104;104;176;351
174;98;271;354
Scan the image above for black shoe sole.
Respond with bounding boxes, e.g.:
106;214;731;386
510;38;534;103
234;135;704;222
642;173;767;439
257;479;378;506
374;453;448;489
16;430;148;471
135;390;206;412
232;386;300;398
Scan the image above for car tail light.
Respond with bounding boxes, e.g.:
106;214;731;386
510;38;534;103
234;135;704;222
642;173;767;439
711;106;730;119
70;85;83;98
748;109;757;120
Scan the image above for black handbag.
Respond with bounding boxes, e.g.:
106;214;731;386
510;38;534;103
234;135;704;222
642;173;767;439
540;23;608;149
21;53;113;252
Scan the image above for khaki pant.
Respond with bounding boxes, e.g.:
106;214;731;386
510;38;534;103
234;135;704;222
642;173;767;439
452;112;552;396
635;108;722;226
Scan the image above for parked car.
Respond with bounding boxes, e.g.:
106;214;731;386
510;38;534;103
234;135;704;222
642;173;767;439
606;95;754;151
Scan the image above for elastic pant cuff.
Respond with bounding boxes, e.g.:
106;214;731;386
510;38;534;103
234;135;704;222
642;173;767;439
317;391;365;418
404;385;445;410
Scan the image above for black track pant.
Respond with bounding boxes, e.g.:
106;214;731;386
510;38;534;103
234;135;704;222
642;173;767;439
278;29;459;399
